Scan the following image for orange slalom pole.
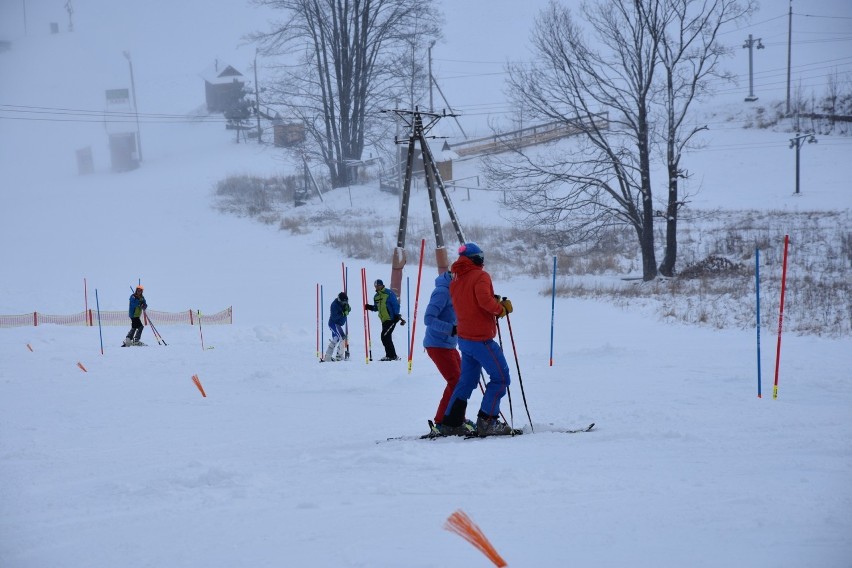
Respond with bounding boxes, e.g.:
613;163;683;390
407;239;426;373
77;362;88;372
773;234;790;400
444;510;507;567
192;374;207;397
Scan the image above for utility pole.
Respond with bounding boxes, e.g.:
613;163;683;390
789;132;816;194
428;41;436;112
786;0;793;115
123;51;143;163
254;48;262;144
381;107;467;294
743;34;764;102
65;0;74;32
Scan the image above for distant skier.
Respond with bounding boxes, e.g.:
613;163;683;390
123;285;148;346
323;291;351;362
365;279;405;361
441;243;515;436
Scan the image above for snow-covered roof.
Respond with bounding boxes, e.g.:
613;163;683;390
200;62;244;85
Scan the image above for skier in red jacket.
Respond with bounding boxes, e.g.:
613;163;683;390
440;242;515;436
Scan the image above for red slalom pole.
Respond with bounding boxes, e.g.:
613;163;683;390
773;235;790;400
407;239;426;374
361;268;372;363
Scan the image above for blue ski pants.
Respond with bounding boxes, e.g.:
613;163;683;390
444;337;511;419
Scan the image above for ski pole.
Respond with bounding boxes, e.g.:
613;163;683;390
479;370;510;427
197;309;205;351
144;310;167;345
504;307;534;432
494;318;515;430
142;309;160;344
95;288;104;354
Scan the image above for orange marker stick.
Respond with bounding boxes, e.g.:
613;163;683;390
444;510;507;567
191;374;207;397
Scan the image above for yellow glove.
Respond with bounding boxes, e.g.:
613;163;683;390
500;298;513;316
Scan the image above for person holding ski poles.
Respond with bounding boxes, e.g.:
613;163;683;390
365;279;405;361
423;270;475;436
323;291;351;362
123;285;148;346
440;243;515;436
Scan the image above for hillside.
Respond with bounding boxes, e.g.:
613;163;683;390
1;2;851;567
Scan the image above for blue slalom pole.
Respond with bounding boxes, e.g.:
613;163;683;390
95;288;104;355
549;255;557;366
321;285;325;354
344;265;350;360
755;248;762;398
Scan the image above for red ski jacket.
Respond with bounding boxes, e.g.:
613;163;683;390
449;256;504;341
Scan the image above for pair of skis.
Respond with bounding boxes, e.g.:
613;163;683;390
383;421;595;443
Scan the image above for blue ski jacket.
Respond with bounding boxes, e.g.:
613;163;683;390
372;287;400;323
128;293;147;318
328;298;350;327
423;271;457;350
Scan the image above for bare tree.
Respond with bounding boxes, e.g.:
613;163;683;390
492;0;662;280
252;0;440;187
645;0;754;277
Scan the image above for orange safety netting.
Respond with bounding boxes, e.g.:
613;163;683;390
0;307;232;328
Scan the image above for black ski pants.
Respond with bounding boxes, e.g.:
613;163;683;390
380;319;398;359
127;317;144;341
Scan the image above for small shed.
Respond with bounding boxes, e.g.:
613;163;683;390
202;61;245;113
104;88;139;172
435;140;458;182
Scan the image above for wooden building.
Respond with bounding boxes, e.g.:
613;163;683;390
203;61;245;113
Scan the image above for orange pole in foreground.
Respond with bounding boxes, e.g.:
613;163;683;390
444;510;507;568
192;374;207;397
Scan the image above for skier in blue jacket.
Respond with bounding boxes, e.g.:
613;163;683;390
422;271;471;435
123;285;147;346
365;279;405;361
323;292;350;361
